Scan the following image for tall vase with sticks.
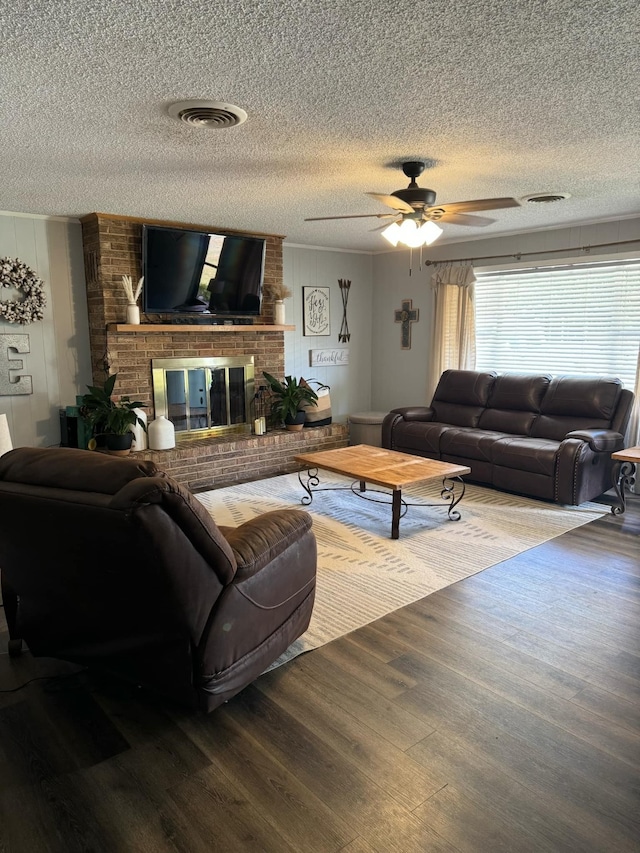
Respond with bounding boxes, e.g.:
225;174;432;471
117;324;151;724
266;282;292;326
122;274;144;325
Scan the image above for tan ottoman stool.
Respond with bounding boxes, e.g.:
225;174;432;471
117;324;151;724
348;411;388;447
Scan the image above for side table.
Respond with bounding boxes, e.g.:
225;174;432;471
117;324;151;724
611;446;639;515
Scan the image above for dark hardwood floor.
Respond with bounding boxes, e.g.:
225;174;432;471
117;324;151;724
1;493;638;852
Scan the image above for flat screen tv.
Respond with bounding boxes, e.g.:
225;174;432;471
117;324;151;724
142;224;266;316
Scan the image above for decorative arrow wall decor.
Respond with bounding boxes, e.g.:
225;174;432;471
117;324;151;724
338;279;351;342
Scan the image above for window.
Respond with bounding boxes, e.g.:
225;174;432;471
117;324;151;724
474;259;640;388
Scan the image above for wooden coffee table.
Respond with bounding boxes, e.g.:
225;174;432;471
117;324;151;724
295;444;471;539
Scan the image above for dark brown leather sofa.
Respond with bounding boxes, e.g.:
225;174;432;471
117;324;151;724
382;370;634;505
0;447;316;711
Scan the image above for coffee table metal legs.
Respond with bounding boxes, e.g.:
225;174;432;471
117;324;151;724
391;490;402;539
611;461;636;515
297;468;465;538
442;476;466;521
298;467;320;506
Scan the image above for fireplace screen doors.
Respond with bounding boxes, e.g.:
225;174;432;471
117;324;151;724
152;357;255;437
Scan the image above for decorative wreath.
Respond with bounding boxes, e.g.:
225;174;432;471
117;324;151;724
0;256;47;324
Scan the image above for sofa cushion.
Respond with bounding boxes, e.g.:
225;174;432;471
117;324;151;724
488;373;552;411
531;414;613;442
478;373;551;434
491;436;559;476
530;375;622;441
479;408;538;435
434;369;498;405
539;375;622;419
431;369;497;427
393;421;449;455
440;428;507;462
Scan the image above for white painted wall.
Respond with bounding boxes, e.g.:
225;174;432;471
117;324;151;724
370;251;434;411
283;244;374;422
371;216;640;413
0;214;92;449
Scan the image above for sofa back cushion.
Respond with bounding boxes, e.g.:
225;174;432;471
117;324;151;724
431;369;497;427
479;373;551;435
530;375;622;440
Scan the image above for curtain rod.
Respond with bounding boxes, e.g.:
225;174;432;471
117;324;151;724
424;237;640;267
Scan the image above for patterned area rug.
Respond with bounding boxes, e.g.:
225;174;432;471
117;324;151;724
196;473;606;668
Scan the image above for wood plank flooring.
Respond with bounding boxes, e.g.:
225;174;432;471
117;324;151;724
1;493;638;852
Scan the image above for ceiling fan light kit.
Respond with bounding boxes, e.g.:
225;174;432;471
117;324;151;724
305;160;520;249
382;218;443;248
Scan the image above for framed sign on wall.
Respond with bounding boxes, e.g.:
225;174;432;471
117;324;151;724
303;286;330;336
309;348;349;367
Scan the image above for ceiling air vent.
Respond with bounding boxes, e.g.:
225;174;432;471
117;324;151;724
167;100;247;129
521;192;571;204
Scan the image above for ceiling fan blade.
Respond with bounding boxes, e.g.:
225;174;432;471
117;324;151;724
432;212;496;227
433;197;520;214
304;212;396;221
365;192;414;214
370;217;401;232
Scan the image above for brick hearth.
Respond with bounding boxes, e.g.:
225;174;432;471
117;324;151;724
131;423;348;492
81;212;348;485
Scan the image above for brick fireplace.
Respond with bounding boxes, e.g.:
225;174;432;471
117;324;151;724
80;213;347;490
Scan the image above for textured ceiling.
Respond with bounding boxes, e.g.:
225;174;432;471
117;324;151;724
0;0;638;251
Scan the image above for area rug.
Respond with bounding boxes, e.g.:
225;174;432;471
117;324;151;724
196;473;606;668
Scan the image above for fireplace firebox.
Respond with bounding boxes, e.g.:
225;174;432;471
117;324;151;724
151;356;255;438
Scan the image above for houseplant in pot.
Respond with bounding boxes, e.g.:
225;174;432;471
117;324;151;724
80;373;147;455
263;372;318;431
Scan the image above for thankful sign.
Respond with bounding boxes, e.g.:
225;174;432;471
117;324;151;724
309;349;349;367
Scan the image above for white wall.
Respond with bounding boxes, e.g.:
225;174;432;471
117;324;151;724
0;214;92;449
283;245;374;421
371;216;640;413
370;251;434;411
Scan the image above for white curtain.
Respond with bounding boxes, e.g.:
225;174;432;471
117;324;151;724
427;263;477;400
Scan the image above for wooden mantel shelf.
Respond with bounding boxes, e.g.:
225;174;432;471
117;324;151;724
108;324;295;333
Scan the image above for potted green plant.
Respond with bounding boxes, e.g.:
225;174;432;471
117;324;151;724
80;373;146;455
263;372;318;431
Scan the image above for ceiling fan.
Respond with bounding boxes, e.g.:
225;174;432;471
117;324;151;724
305;161;521;247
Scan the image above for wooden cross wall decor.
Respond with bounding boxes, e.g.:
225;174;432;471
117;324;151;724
394;299;419;350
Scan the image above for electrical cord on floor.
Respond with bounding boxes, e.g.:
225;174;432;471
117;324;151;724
0;670;88;693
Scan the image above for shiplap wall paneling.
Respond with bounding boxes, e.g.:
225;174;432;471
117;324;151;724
283;245;374;422
0;214;91;449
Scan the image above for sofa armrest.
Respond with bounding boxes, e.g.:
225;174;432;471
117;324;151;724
564;429;625;453
389;406;435;422
382;407;435;449
220;509;314;581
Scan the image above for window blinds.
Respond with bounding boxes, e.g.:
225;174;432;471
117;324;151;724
474;260;640;389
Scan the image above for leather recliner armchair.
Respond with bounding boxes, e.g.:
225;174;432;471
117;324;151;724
0;447;316;711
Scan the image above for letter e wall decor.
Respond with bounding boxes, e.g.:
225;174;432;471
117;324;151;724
0;334;33;395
